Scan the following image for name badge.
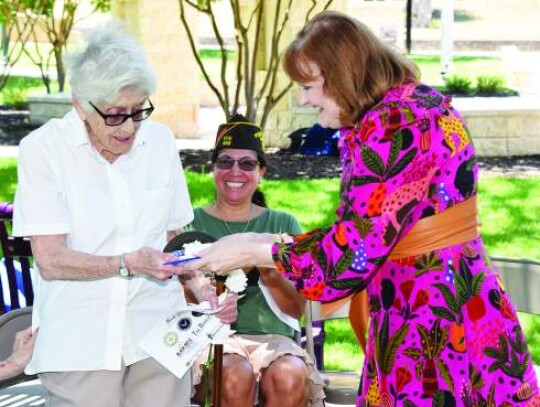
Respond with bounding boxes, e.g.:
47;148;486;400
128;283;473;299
140;297;234;379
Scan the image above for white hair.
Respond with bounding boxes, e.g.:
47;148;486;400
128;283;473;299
67;21;156;113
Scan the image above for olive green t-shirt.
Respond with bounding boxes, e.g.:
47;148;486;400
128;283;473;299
186;207;302;338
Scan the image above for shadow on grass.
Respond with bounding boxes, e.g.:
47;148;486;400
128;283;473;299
479;177;540;259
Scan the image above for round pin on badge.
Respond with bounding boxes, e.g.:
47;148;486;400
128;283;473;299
164;332;179;347
177;317;192;331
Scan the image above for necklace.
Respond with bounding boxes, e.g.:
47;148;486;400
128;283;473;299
215;203;254;235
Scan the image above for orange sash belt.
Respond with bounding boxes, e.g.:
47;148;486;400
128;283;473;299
322;197;480;352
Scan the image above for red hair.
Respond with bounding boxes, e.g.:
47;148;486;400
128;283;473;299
283;11;420;125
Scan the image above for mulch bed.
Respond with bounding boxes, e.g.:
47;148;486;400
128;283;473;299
2;117;540;179
180;149;540;179
179;149;345;180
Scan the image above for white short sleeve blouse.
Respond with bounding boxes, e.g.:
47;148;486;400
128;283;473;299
13;109;194;373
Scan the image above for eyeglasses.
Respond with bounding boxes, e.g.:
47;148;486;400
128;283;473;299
89;100;154;126
215;156;259;171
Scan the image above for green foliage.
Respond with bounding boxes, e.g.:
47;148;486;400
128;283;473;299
0;75;52;106
443;75;473;95
0;159;18;203
323;319;364;371
478;176;540;259
476;75;506;95
430;8;477;23
409;54;508;88
91;0;111;11
198;48;235;59
519;312;540;365
4;0;110;93
20;0;110;16
0;0;40;24
1;87;28;108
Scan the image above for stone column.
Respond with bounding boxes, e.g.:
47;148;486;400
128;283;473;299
112;0;199;138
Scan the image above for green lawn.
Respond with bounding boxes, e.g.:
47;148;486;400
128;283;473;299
409;54;507;87
186;171;540;260
1;160;539;371
185;171;540;371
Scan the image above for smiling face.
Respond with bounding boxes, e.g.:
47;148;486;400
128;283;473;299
74;87;148;162
297;62;343;129
213;148;265;206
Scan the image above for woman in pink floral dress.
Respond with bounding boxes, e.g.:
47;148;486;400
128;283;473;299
181;11;539;407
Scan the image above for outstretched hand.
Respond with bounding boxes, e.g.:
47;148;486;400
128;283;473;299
178;233;277;275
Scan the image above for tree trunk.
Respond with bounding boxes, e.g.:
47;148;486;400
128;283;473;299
53;45;65;92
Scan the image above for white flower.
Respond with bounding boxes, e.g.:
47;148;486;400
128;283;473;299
183;240;211;257
183;241;247;293
225;269;248;293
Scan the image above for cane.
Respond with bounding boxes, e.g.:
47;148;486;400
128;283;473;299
212;275;227;407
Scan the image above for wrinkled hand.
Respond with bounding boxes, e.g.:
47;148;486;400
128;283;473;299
216;292;238;324
193;283;220;308
124;247;196;281
192;285;238;324
179;233;276;276
8;327;37;372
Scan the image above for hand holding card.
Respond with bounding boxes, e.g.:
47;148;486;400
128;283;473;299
163;255;200;266
163;232;215;266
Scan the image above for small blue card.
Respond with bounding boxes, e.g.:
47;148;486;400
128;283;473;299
164;249;199;265
163;255;200;266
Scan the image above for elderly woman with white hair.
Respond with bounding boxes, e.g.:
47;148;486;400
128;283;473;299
12;22;236;407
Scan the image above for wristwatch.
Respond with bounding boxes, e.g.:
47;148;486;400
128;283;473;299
118;254;132;279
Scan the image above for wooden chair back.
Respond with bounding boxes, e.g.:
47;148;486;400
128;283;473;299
0;203;34;314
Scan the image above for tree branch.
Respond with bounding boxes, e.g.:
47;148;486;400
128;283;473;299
255;0;289;104
247;0;264;119
178;0;227;112
260;81;293;130
207;0;231;114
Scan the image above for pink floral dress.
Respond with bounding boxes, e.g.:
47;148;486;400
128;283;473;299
272;83;539;406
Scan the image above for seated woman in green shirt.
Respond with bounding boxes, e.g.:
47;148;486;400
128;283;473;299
187;115;324;407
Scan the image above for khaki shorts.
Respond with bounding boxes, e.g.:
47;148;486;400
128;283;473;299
192;333;325;406
40;357;191;407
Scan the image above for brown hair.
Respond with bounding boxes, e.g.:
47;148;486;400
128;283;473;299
283;11;420;125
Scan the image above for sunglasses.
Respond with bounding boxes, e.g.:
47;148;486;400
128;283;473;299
215;156;259;171
89;100;154;126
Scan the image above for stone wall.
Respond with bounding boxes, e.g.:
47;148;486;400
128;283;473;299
272;96;540;157
27;93;72;126
454;97;540;157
